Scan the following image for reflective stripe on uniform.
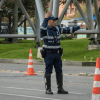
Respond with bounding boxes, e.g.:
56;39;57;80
70;27;73;33
61;29;63;33
40;26;47;30
43;44;61;49
48;41;53;42
42;35;61;39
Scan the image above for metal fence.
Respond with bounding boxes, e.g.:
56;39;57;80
0;0;100;45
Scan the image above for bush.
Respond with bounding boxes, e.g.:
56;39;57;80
61;35;72;40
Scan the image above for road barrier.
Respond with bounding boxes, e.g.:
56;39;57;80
24;48;37;75
91;57;100;100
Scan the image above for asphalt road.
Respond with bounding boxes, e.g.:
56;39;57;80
0;63;95;100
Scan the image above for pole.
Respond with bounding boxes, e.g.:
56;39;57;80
58;0;71;25
73;0;90;29
52;0;59;17
0;9;3;34
24;17;26;39
52;0;60;25
93;0;100;45
12;0;18;43
74;30;99;34
34;6;41;48
48;0;53;12
8;14;11;33
35;0;45;26
17;0;36;33
0;0;5;9
85;0;95;45
0;34;36;38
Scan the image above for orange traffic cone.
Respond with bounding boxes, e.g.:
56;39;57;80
24;49;37;75
91;57;100;100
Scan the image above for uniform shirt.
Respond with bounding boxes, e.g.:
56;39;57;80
40;18;80;50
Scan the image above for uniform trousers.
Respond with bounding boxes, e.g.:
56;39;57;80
44;52;62;75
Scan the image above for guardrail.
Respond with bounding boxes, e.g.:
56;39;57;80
0;34;36;38
74;30;100;34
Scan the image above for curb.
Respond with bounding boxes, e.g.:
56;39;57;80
82;62;96;66
0;59;45;65
0;59;96;66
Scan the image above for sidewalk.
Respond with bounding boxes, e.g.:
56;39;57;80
0;59;96;66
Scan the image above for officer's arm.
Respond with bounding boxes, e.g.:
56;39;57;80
40;18;48;37
61;26;80;34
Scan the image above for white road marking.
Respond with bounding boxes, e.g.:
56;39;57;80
0;92;61;100
1;86;85;95
1;86;46;92
69;92;85;95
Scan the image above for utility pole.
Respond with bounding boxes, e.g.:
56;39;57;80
12;0;18;43
24;16;27;39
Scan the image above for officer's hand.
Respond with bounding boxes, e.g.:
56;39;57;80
45;11;52;18
80;22;84;29
80;22;88;29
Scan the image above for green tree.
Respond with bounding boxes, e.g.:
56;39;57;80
1;0;50;43
2;0;50;16
60;0;89;4
73;3;95;18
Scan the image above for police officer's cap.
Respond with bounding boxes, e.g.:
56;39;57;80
48;15;58;20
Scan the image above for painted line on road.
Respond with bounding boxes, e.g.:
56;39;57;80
1;86;85;95
69;92;85;95
1;86;45;92
0;93;62;100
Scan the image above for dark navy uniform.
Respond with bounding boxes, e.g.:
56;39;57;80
40;18;80;75
40;15;80;94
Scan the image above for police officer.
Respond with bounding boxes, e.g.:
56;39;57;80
40;11;84;94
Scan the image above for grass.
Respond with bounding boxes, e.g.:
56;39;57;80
61;38;99;62
0;39;42;60
0;38;99;62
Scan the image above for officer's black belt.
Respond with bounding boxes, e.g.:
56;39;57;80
46;49;59;53
44;42;60;45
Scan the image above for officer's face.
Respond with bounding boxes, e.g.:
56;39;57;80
48;19;56;28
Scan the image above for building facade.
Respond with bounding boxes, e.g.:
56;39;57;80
59;0;100;18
